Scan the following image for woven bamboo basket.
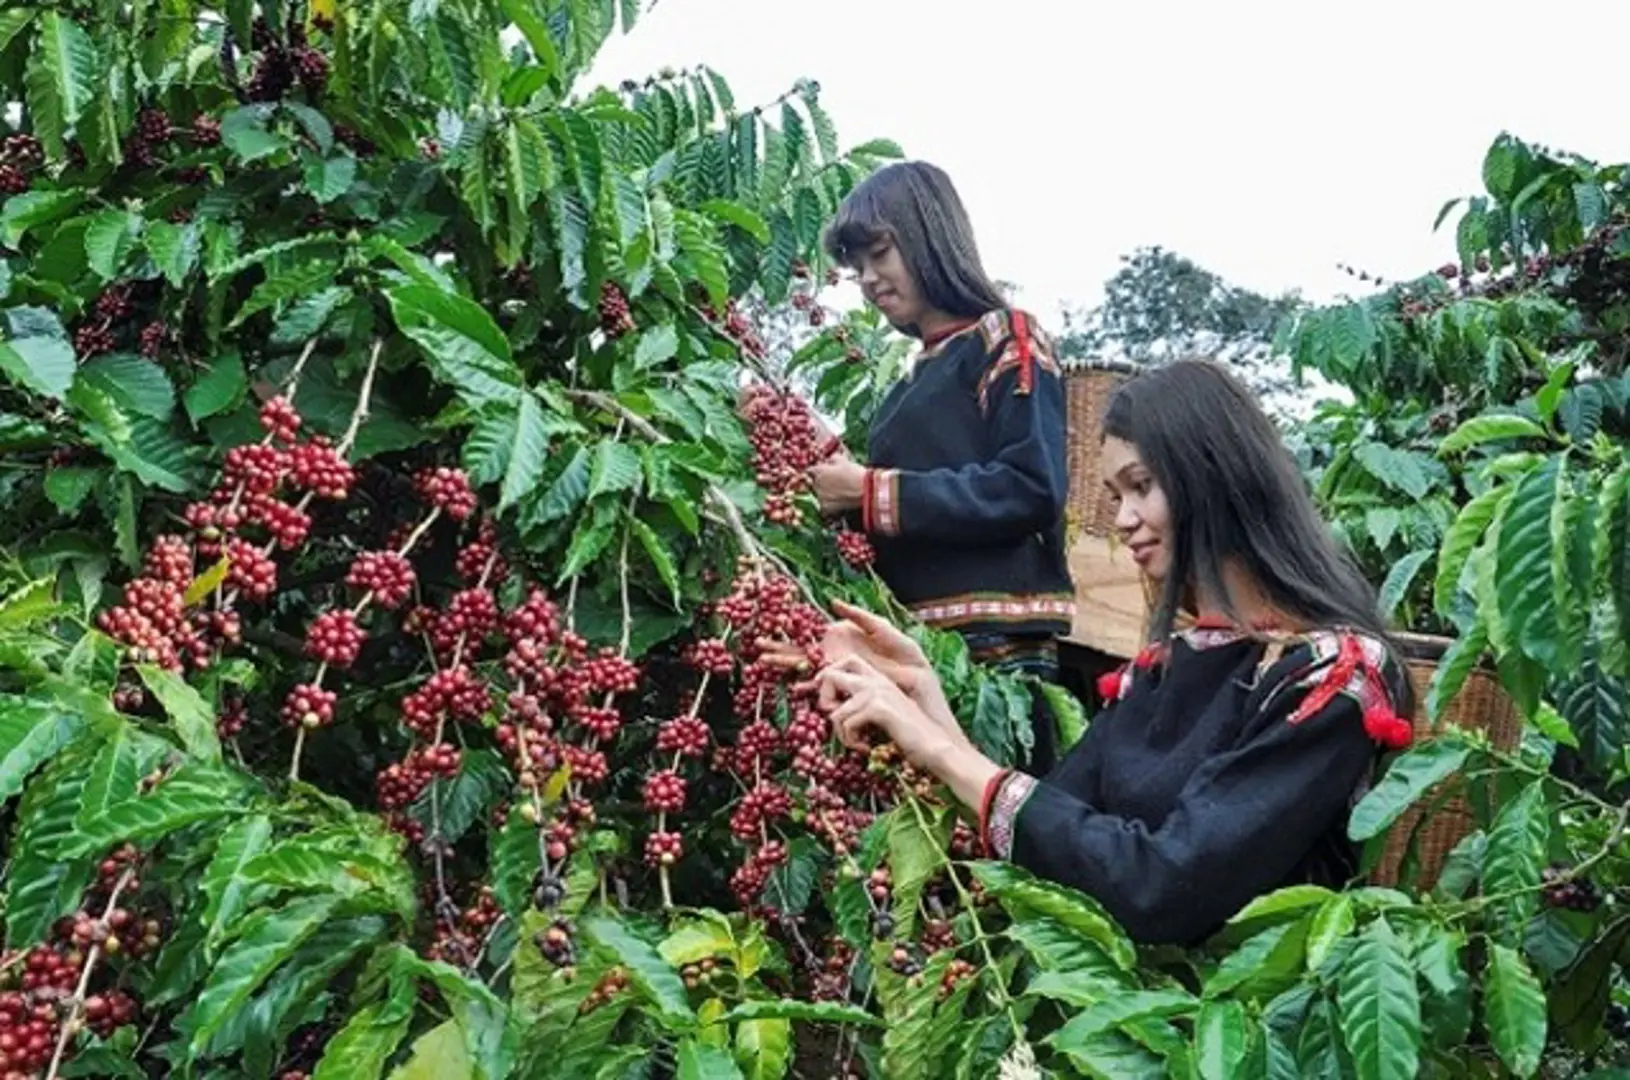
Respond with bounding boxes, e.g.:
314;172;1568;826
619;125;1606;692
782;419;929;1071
1063;359;1143;539
1368;632;1522;889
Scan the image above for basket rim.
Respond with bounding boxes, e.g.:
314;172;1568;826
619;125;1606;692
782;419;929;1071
1062;357;1145;376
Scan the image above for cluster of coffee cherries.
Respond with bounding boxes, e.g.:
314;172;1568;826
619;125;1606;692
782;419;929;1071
577;968;630;1014
699;296;766;360
598;282;635;339
834;529;875;569
1389;217;1630;322
789;261;840;328
682;560;900;912
95;391;370;725
0;133;43;197
243;16;331;101
1541;864;1602;912
71;280;167;361
739;384;828;527
0;849;153;1075
494;613;640;872
425;885;503;967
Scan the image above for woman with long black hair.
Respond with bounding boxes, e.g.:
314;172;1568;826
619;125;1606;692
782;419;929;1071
805;360;1417;946
807;161;1073;772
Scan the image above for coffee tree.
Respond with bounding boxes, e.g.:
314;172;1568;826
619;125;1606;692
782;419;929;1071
1;0;1628;1072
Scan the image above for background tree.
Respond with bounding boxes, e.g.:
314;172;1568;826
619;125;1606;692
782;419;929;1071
1055;245;1310;414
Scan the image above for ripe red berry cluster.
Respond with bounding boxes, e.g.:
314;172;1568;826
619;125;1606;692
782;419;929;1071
304;608;366;667
641;769;687;813
217;695;248;739
247;492;313;550
683;637;733;674
398;665;490;739
192;113;222;147
96;575;211;672
598;282;635;338
347;550;417;609
700;297;766;359
655;716;709;758
281;682;337;729
739;385;826;527
643;831;683;867
138;320;167;358
375;741;461;811
455;521;508;584
0;987;64;1075
288;438;356;500
414;467;478;521
835;529;874;569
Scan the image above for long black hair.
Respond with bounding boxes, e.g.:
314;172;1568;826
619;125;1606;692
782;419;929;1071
822;162;1007;335
1103;360;1412;706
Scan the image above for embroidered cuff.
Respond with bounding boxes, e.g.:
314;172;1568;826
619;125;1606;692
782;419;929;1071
867;468;901;537
987;772;1039;860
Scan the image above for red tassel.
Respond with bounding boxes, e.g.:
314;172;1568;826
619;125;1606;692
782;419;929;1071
1010;311;1035;395
1133;644;1161;670
1364;703;1413;750
1096;669;1123;702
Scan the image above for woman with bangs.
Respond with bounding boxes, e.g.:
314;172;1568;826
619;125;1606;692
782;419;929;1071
807;162;1073;772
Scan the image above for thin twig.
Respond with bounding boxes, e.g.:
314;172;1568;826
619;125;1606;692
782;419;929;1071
336;340;384;456
45;868;137;1080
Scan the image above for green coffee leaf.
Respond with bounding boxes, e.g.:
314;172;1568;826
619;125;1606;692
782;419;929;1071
136;664;222;761
580;912;694;1029
1484;943;1546;1078
1348;737;1471;841
1336;917;1420;1080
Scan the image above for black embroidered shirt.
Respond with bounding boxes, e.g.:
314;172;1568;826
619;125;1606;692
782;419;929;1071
985;626;1410;946
860;309;1074;639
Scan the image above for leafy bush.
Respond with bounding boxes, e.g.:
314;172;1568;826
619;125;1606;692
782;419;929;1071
0;2;1627;1076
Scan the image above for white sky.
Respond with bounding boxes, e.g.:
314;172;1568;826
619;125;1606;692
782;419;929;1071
588;0;1630;325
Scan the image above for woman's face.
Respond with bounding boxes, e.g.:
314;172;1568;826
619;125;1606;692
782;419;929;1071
852;235;926;329
1102;436;1172;581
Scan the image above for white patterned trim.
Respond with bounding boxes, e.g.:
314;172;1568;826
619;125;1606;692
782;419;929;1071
870;468;900;537
909;592;1076;629
988;772;1038;859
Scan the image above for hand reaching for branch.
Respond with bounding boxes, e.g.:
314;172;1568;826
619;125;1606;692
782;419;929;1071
759;600;957;733
815;655;972;771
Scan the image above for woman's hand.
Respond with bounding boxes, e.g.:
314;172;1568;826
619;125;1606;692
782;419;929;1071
759;601;956;731
808;458;867;515
817;656;964;766
815;656;1001;809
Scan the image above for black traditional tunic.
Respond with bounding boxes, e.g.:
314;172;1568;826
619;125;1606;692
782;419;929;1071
860;309;1074;644
858;309;1074;771
984;624;1413;946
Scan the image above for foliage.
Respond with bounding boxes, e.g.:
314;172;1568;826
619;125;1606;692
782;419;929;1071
1055;245;1309;414
0;1;1628;1074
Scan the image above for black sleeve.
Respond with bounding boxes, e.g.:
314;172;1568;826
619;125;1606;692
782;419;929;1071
861;331;1067;544
1002;643;1400;946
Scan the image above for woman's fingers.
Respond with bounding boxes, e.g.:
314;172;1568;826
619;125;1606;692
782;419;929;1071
831;600;926;663
835;710;877;752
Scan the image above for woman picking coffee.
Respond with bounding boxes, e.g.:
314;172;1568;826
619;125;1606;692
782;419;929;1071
808;361;1415;946
809;161;1073;771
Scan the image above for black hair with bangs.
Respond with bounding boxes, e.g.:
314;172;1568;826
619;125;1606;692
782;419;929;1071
822;162;1007;334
